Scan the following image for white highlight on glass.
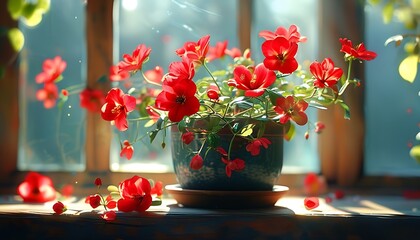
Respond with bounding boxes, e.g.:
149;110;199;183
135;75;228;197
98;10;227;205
122;0;138;11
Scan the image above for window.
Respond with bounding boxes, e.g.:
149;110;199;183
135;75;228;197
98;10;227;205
2;0;418;195
364;4;420;176
17;0;86;172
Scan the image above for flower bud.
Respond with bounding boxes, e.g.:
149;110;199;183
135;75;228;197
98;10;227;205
190;154;203;170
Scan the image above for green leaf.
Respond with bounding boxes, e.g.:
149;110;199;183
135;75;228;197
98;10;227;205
339;102;351;120
382;2;394;24
384;34;403;47
7;0;25;19
266;88;282;105
149;130;159;143
144;119;155;128
151;198;162;206
110;192;121;199
283;122;295;141
232;123;239;133
238;123;254;137
36;0;51;14
409;145;420;164
7;28;24;52
416;132;420;141
107;185;119;192
207;133;220;148
177;119;187;133
399;55;418;83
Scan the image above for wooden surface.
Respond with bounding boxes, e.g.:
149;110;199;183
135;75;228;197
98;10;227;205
1;195;419;239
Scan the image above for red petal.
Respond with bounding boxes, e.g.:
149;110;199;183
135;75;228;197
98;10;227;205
304;197;319;210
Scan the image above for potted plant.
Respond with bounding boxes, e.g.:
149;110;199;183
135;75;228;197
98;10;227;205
33;24;376;207
99;24;376;193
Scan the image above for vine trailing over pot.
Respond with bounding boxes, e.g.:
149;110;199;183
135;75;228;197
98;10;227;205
35;24;377;177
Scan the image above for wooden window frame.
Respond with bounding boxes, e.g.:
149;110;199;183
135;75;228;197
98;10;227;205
1;0;419;196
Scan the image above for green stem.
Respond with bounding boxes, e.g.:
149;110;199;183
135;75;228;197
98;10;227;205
202;62;223;94
338;59;353;96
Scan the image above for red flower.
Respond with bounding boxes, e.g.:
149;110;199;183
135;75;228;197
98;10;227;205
144;66;164;84
87;194;102;208
36;83;59;109
151;181;163;196
310;58;343;89
101;88;137;131
261;37;299;73
118;44;152;72
246;138;271;156
334;190;345;199
52;201;66;215
106;200;117;209
303;172;327;196
175;35;210;65
190;154;204;170
61;89;68;96
339;38;377;61
35;56;67;84
304;197;319;210
225;47;242;59
259;24;306;43
181;131;194;145
109;65;129;82
60;184;74;197
207;40;228;61
155;79;200;122
166;61;195;81
101;211;117;221
117;176;152;213
229;63;276;97
17;172;56;203
221;158;245;177
79;88;106;113
146;106;160;122
206;84;220;100
314;122;326;133
274;96;308;126
120;140;134;160
94;178;102;187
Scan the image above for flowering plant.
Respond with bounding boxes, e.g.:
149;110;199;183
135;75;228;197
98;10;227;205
35;24;376;176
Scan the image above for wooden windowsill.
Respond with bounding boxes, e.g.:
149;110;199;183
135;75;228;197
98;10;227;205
1;194;420;239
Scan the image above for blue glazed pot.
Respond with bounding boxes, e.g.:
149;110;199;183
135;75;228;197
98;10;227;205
171;119;284;191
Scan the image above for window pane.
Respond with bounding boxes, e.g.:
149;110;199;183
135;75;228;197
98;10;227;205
111;0;239;172
18;0;86;171
253;0;320;173
364;5;420;176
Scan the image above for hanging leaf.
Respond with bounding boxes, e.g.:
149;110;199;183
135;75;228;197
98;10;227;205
7;28;24;52
384;34;404;47
283;123;295;141
339;102;351;120
399;55;418;83
238;123;254;137
409;145;420;164
7;0;25;20
382;2;394;24
149;130;159;143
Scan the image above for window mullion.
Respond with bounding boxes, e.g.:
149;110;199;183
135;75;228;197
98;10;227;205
85;0;114;172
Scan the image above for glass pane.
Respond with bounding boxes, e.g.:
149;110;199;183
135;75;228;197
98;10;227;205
253;0;320;173
364;5;420;176
111;0;239;172
18;0;86;171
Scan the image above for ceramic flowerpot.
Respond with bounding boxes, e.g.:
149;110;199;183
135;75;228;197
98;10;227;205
171;118;284;191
